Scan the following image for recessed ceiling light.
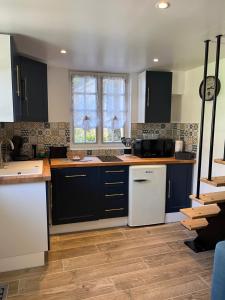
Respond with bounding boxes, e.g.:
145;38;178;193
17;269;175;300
155;1;170;9
153;58;159;62
60;49;67;54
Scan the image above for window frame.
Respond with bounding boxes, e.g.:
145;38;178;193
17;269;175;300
70;71;130;149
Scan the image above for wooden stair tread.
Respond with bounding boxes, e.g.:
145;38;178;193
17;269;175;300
180;205;220;219
201;176;225;187
214;159;225;165
180;218;208;230
190;192;225;205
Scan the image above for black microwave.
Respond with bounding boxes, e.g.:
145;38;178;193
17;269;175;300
133;139;175;158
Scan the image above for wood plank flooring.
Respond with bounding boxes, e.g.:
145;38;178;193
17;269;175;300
0;223;213;299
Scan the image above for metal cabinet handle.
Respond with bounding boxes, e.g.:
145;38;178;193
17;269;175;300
105;208;124;212
65;174;87;178
24;78;29;115
147;87;150;107
104;181;124;185
105;170;125;173
16;65;20;96
168;179;171;199
105;193;125;197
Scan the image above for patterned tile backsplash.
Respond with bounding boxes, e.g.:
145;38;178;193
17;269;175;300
131;123;199;153
0;122;198;158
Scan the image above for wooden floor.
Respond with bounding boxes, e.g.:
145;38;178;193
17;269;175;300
0;223;213;299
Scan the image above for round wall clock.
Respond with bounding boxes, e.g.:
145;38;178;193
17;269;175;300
199;76;221;101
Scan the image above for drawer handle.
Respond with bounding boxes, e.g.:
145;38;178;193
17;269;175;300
16;65;21;97
104;182;124;185
105;193;125;197
105;170;125;173
105;208;124;212
65;174;87;178
147;87;150;107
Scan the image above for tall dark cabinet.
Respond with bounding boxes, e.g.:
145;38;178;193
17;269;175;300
166;164;193;213
138;71;172;123
15;56;48;122
2;34;49;122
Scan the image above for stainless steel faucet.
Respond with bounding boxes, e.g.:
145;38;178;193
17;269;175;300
0;138;14;168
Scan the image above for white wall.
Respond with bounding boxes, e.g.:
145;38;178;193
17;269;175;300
179;58;225;195
0;35;14;122
47;67;186;124
47;65;71;122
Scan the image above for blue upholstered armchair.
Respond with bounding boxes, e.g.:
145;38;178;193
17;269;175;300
211;241;225;300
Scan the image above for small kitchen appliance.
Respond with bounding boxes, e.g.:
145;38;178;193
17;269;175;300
121;137;133;155
133;138;174;158
11;136;29;161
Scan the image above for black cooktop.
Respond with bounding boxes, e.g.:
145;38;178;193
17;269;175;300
97;156;122;162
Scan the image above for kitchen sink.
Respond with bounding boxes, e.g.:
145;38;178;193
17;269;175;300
0;160;43;177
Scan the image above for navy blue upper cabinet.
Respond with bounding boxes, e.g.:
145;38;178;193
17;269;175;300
18;56;48;122
166;164;193;213
138;71;172;123
0;34;48;122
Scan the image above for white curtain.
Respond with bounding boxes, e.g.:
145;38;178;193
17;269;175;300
103;77;126;130
72;75;98;130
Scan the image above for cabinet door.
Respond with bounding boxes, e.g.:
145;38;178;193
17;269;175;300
145;71;172;123
51;167;100;225
20;56;48;122
100;166;129;218
166;164;193;213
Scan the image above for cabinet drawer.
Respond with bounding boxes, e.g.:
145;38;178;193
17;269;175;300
103;181;127;195
101;166;128;182
102;194;128;218
58;168;93;178
102;207;127;219
103;194;128;209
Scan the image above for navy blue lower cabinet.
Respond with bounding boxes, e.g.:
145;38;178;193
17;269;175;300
166;164;193;213
51;167;100;225
99;166;129;218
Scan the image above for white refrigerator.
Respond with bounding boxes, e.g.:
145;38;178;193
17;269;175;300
128;165;166;226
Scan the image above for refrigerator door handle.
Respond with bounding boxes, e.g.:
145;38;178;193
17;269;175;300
134;179;149;182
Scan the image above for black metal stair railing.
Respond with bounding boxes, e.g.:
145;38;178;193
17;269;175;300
196;35;223;197
208;35;223;181
196;39;210;199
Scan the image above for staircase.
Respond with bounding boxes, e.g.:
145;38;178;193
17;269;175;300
179;35;225;252
180;159;225;252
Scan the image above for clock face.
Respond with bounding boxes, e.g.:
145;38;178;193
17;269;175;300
199;76;221;101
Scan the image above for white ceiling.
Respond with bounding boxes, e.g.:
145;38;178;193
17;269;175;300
0;0;225;72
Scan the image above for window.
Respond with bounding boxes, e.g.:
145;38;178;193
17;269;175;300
72;72;128;146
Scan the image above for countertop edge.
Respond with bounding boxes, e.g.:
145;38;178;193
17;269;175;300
50;156;196;169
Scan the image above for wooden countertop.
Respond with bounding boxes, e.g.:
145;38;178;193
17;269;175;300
50;155;195;169
0;159;51;185
0;156;195;184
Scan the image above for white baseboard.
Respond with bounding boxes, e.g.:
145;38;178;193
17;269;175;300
0;252;45;272
50;217;128;235
165;212;183;223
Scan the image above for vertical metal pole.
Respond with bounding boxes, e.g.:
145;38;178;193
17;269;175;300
208;35;222;181
196;40;210;198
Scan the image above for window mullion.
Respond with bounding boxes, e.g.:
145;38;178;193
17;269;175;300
97;76;103;145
